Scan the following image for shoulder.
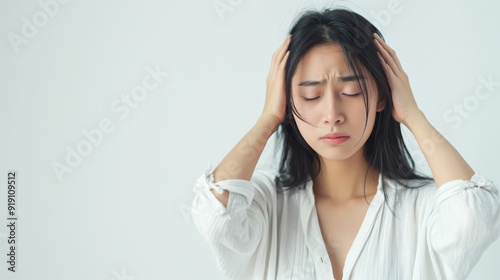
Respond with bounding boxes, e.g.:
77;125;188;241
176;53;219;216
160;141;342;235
251;166;308;198
382;176;439;208
383;176;436;193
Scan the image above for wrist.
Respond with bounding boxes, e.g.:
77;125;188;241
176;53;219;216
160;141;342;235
259;113;282;132
402;108;426;131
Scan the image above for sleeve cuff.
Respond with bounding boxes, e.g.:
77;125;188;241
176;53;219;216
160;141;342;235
194;162;224;194
436;173;498;204
193;162;257;208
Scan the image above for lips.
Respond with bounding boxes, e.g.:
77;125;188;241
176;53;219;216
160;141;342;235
320;132;350;145
320;132;349;139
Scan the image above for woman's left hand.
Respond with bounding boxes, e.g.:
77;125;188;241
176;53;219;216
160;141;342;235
373;33;420;126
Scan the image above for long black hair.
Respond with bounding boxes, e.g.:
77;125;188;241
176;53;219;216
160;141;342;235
274;7;432;197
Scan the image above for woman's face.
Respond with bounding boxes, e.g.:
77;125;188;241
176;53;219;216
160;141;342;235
291;43;384;162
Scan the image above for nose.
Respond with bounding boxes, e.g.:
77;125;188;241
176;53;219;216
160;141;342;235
324;89;345;126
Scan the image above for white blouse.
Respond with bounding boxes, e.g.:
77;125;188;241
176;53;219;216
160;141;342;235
191;163;500;280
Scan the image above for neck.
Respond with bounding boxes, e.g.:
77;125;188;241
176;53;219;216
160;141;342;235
312;150;379;203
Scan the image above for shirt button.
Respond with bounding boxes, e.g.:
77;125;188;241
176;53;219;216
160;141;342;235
320;257;324;263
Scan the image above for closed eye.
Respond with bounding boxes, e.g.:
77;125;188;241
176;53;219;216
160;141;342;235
303;96;320;101
343;92;362;97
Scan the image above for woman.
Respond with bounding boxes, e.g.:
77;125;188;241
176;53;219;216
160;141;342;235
191;7;500;280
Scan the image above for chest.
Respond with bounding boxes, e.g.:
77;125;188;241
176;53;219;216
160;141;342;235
315;199;371;279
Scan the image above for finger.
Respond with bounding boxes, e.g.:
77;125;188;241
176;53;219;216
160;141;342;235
272;35;291;62
374;37;402;78
271;35;291;73
373;33;402;69
279;51;290;70
377;51;395;85
270;50;289;85
374;36;398;73
373;34;403;74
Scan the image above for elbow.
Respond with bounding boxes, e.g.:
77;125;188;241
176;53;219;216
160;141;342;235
191;191;264;255
210;189;229;209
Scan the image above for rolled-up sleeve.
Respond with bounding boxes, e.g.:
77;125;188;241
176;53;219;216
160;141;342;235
426;174;500;279
191;163;277;279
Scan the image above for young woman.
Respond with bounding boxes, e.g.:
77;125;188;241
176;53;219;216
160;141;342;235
191;7;500;280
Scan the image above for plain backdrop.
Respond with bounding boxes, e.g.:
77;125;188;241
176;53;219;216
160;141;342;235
1;0;499;279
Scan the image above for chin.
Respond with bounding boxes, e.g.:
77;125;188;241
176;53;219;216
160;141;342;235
315;149;357;162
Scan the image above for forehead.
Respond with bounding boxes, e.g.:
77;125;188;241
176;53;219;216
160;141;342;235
294;43;350;76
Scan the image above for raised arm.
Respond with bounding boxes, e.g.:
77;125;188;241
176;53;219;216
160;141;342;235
373;33;474;187
211;35;291;207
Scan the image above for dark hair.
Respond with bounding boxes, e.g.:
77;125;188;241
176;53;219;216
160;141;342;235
273;7;432;198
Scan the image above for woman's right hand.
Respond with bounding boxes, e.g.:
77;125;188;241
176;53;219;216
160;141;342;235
262;34;291;125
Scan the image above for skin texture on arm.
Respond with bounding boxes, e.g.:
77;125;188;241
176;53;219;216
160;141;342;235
373;33;475;187
211;35;291;208
210;115;280;208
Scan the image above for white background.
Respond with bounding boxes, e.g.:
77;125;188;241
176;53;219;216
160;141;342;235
1;0;499;279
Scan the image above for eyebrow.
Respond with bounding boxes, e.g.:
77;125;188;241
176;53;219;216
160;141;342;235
297;75;365;87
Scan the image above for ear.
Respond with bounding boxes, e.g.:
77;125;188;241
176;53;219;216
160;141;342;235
376;94;386;112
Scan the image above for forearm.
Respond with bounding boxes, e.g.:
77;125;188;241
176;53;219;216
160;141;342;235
404;110;475;187
211;114;280;207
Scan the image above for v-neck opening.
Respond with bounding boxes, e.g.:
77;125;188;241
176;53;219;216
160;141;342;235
302;173;385;280
341;178;384;278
